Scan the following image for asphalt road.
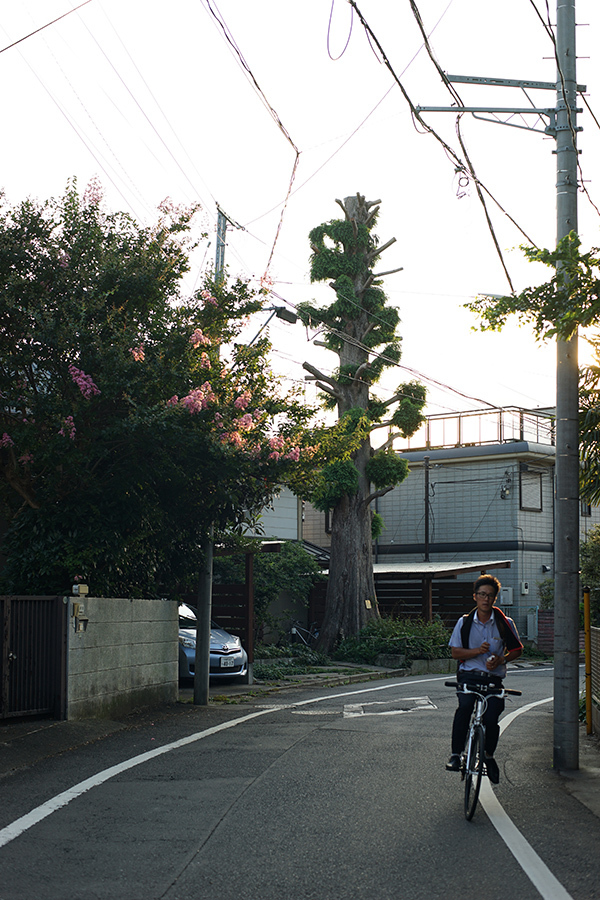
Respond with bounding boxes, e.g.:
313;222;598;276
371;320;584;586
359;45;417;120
1;666;599;900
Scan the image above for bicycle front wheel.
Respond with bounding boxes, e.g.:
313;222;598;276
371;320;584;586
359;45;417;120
464;725;485;821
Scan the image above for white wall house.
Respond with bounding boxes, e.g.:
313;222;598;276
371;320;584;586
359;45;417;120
251;485;302;541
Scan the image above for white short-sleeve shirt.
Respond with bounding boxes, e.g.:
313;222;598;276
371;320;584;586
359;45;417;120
448;609;519;679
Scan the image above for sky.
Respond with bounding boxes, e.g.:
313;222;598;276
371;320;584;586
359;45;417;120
1;0;599;424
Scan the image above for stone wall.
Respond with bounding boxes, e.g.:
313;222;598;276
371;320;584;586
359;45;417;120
67;597;178;719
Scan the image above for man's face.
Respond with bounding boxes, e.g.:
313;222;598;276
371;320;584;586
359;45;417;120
474;584;496;616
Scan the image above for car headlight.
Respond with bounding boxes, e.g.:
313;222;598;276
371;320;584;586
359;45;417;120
179;635;196;649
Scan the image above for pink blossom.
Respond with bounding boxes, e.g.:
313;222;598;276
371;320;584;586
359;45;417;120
59;416;76;440
285;447;301;462
236;413;253;431
58;251;70;268
234;391;251;410
130;345;145;362
268;451;281;461
18;451;33;465
269;435;285;452
201;289;218;307
0;432;14;448
83;176;103;207
190;328;210;348
199;353;211;370
166;395;179;407
181;382;216;413
227;432;245;449
69;364;100;399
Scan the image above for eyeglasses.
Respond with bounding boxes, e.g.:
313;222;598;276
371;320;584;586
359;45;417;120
475;591;495;600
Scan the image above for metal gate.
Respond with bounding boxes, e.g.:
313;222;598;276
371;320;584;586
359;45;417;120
1;596;67;720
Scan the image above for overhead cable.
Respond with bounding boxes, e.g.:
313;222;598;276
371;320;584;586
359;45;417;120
0;0;93;55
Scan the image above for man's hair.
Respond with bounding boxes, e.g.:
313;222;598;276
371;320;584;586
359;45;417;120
473;574;501;597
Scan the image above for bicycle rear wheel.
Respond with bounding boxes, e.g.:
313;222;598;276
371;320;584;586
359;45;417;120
464;724;485;821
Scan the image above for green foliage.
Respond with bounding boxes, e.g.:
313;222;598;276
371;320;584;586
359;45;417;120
311;459;359;512
213;541;324;633
366;450;409;490
0;182;312;597
391;382;427;437
580;526;600;626
579;351;600;505
334;616;452;664
536;577;555;610
371;511;384;540
466;233;600;341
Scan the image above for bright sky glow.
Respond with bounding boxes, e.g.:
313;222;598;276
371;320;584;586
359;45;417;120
1;0;599;418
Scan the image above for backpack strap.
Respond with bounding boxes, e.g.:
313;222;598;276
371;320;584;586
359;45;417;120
492;605;523;652
457;605;522;672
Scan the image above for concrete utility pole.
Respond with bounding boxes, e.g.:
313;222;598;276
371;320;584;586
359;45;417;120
416;2;583;768
553;0;580;772
194;207;228;705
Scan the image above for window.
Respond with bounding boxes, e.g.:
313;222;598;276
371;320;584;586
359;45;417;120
520;468;542;511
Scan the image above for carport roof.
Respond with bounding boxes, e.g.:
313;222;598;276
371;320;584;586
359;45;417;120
372;560;512;579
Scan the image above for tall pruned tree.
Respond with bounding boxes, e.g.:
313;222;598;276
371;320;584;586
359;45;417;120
0;180;313;597
296;194;426;652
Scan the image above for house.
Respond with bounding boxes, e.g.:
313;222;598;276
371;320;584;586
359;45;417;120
303;407;600;639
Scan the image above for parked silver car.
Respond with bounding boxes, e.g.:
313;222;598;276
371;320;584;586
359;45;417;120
178;603;248;681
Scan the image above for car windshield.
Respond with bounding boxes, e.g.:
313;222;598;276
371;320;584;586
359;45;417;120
178;604;221;631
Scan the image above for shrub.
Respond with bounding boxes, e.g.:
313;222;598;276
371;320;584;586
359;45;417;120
333;616;451;665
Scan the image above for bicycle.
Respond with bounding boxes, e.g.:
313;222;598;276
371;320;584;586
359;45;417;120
445;678;522;821
287;620;319;648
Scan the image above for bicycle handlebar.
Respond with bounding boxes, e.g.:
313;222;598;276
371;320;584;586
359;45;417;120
444;681;522;697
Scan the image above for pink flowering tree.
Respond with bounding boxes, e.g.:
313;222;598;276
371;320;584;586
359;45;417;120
0;181;314;597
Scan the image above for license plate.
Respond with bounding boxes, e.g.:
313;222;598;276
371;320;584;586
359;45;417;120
221;657;235;668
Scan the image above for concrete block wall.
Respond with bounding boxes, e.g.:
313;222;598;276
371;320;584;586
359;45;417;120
67;597;178;719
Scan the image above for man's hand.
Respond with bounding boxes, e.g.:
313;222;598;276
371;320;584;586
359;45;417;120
478;641;490;656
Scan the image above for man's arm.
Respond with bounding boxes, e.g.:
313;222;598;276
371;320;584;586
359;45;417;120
451;641;490;661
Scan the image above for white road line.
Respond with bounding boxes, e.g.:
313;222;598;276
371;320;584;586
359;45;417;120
479;696;574;900
0;708;277;849
0;676;450;850
0;663;568;900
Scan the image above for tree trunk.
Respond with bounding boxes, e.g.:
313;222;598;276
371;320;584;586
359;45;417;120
317;440;379;653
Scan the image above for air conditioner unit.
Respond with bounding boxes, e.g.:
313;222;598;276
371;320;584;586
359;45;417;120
498;586;513;606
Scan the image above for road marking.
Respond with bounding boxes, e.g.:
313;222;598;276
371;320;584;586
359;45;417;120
343;696;437;717
0;663;564;900
0;676;449;850
479;696;574;900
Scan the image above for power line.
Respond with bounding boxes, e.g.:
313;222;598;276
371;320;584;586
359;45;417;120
0;0;93;55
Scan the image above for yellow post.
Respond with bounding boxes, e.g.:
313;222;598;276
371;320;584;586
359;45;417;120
584;586;592;735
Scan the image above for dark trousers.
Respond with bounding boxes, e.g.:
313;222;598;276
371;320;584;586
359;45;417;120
451;691;505;756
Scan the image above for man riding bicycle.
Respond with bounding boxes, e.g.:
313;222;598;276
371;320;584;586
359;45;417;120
446;575;523;784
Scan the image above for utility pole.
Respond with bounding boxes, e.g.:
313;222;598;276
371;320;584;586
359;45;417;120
416;2;583;767
194;206;229;706
553;0;580;771
424;455;430;562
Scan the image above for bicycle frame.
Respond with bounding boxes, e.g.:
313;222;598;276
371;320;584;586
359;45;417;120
446;679;521;821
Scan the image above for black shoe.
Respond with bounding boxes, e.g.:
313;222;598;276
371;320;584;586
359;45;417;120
446;754;460;771
486;756;500;784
